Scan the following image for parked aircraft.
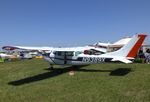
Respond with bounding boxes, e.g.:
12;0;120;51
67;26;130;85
2;34;147;69
89;36;132;51
0;53;18;59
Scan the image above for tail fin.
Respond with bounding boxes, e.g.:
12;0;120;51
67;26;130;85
107;34;147;58
126;34;147;58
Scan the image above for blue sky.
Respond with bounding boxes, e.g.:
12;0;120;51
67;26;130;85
0;0;150;48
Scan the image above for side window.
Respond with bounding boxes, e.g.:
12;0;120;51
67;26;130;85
66;51;74;56
75;51;82;56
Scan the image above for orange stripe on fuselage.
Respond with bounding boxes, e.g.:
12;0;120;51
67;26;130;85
127;34;147;58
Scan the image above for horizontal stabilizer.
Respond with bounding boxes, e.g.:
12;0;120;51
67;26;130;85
111;58;132;64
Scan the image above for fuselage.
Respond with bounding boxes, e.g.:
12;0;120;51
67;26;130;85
43;50;114;65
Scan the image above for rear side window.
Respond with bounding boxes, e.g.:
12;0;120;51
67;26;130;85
75;51;82;56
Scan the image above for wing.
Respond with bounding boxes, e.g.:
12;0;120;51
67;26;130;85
2;46;53;51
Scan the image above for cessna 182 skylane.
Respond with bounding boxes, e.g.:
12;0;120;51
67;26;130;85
44;34;146;68
2;34;147;69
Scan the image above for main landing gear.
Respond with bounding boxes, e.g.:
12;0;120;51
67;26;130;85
49;64;54;70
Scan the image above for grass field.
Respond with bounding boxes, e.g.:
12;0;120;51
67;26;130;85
0;59;150;102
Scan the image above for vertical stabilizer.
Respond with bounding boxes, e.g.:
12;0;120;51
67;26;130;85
107;34;147;58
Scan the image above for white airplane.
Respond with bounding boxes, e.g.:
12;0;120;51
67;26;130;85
44;34;146;68
2;34;147;69
89;36;132;50
0;53;18;59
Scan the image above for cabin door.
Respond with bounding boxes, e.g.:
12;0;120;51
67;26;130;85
64;52;67;64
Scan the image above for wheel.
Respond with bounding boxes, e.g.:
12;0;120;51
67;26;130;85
49;64;54;70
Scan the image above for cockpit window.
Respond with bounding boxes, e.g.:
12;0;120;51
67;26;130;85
55;51;74;56
58;52;63;56
66;52;74;56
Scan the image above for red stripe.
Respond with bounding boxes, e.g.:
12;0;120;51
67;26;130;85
127;34;147;58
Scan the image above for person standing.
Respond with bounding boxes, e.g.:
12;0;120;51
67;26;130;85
145;49;150;64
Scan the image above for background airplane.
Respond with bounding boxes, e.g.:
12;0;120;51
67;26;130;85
89;36;132;52
0;53;18;60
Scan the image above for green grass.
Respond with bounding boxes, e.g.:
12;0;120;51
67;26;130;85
0;59;150;102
